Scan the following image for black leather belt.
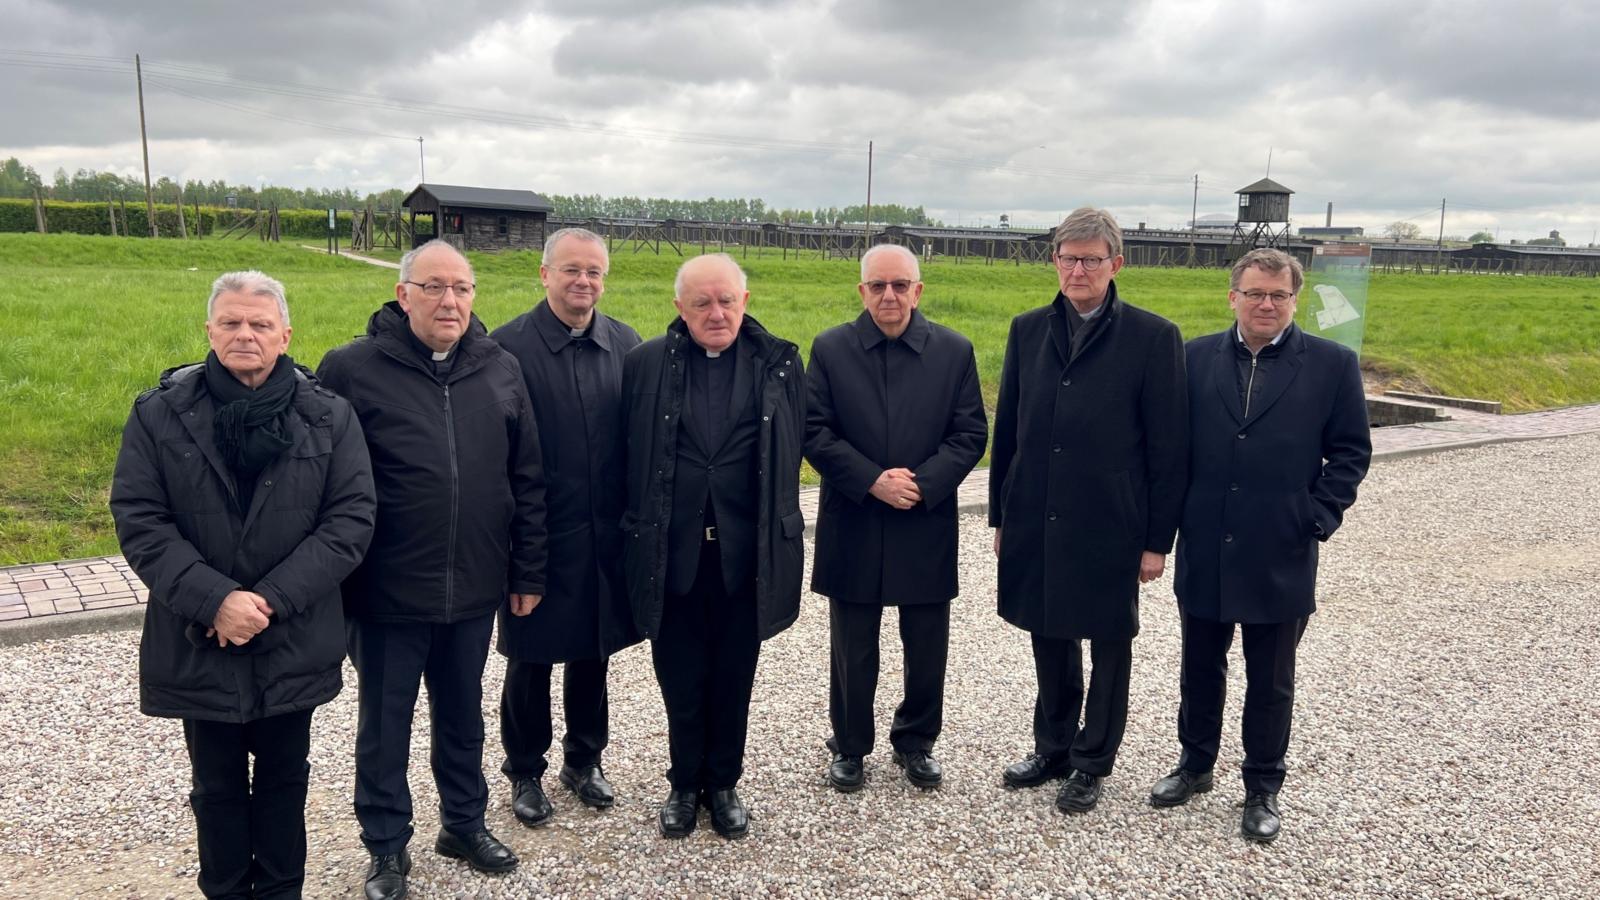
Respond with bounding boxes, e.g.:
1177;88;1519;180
704;526;718;542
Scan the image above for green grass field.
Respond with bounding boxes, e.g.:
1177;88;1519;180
3;232;1598;565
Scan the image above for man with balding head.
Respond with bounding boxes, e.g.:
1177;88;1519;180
619;253;806;839
318;240;548;899
805;244;986;793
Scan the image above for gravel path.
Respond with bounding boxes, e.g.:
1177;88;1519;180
3;434;1598;898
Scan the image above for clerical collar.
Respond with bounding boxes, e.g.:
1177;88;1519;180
705;349;722;358
431;349;450;361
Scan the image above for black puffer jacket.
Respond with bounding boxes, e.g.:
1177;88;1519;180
111;363;376;722
316;301;547;623
620;315;806;641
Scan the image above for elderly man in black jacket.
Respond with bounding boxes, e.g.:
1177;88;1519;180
317;241;547;900
111;270;376;899
490;227;642;826
620;252;806;840
1151;248;1371;842
805;243;987;793
990;207;1188;815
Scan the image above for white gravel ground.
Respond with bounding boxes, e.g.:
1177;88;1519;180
3;433;1598;898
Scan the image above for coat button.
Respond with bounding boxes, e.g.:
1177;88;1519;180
1048;512;1058;521
183;451;192;458
1229;483;1239;491
263;480;273;487
1237;433;1247;440
1224;534;1234;542
1052;444;1062;453
1061;378;1071;386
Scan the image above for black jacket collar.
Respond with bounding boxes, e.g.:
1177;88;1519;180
365;299;496;379
853;307;930;354
532;298;614;353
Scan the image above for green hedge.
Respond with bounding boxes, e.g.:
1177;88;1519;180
0;198;357;240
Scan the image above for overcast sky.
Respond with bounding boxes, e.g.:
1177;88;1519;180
2;0;1596;241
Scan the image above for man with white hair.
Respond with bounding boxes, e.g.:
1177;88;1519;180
804;243;986;793
112;271;375;898
619;253;806;839
318;240;548;899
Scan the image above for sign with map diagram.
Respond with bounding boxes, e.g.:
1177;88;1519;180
1300;243;1371;356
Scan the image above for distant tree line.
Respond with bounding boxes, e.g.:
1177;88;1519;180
1;158;940;226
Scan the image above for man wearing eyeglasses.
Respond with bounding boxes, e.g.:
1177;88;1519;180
317;240;548;899
489;228;642;828
1151;248;1370;842
990;207;1187;816
805;243;986;793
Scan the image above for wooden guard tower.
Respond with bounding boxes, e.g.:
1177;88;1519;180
1229;177;1294;261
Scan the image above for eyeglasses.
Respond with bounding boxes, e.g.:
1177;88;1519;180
1236;290;1297;306
405;281;476;300
864;279;916;296
556;266;605;280
1055;254;1110;271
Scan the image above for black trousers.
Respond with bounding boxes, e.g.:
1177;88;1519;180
828;599;950;758
182;708;315;900
500;656;610;781
347;613;495;855
1177;612;1309;793
651;539;760;792
1030;634;1134;777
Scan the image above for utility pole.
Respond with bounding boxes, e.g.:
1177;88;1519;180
136;54;158;237
863;140;873;259
417;137;425;183
1436;197;1446;273
1188;173;1199;266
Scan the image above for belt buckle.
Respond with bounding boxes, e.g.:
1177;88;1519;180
704;526;718;542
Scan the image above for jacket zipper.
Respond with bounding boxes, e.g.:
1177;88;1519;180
1244;355;1258;419
443;383;458;619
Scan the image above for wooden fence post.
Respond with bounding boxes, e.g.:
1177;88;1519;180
33;189;47;233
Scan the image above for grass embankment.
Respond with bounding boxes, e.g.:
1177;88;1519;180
3;232;1598;564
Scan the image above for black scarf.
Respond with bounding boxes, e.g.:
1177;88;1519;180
204;351;296;504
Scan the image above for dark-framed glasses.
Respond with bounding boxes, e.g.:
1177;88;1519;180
865;279;916;295
1237;290;1296;306
406;281;476;299
1055;254;1109;271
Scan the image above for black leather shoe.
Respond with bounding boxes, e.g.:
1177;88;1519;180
434;828;518;874
658;788;699;838
560;764;616;809
1149;768;1214;808
511;777;553;826
703;787;750;839
363;849;410;900
1055;769;1102;814
828;753;865;792
1002;752;1070;788
892;750;943;789
1241;791;1282;842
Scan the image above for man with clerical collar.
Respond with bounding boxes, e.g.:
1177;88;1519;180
112;270;376;899
489;228;643;828
804;244;987;793
317;240;548;900
1153;248;1371;842
619;253;807;839
990;206;1189;815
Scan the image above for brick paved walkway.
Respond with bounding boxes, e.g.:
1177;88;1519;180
5;401;1597;640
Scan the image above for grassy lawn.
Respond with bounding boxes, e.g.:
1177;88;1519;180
3;232;1598;564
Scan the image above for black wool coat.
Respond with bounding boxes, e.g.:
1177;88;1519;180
620;315;806;642
316;301;547;624
989;285;1188;640
1174;325;1372;624
805;309;987;606
111;363;376;722
491;300;643;662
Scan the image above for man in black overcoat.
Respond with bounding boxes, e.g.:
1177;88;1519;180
805;243;987;793
111;271;375;899
1151;248;1371;842
619;253;806;840
317;241;547;899
491;227;642;825
989;207;1188;815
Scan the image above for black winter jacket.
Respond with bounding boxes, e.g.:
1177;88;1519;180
111;362;376;722
317;301;547;623
620;315;806;641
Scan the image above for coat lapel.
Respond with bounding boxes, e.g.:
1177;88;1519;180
1046;306;1070;369
1211;333;1244;426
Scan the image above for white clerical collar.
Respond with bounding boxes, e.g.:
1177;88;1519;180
431;349;450;361
704;349;722;358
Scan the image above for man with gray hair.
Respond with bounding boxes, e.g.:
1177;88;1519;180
1151;248;1370;842
112;271;375;897
805;243;986;793
619;253;806;839
318;240;547;899
990;207;1188;815
490;227;642;826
